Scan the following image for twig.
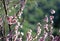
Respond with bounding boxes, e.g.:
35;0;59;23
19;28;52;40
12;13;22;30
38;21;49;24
2;0;8;16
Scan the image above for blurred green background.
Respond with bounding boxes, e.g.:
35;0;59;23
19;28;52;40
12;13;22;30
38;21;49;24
0;0;60;41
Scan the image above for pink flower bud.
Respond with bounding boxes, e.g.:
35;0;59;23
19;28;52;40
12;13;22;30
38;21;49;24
44;15;48;23
50;16;54;21
7;16;17;25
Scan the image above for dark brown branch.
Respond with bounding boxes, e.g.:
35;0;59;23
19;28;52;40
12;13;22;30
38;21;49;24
2;0;8;16
8;24;12;41
16;0;27;16
0;26;5;41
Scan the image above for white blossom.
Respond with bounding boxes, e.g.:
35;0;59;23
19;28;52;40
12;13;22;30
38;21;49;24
51;20;54;24
44;24;49;31
20;25;23;28
50;16;54;21
19;37;22;41
6;38;9;41
50;9;55;14
37;26;41;35
26;29;32;41
44;31;48;39
14;32;20;41
18;12;23;18
50;35;54;41
37;22;41;26
38;37;44;41
21;32;24;36
44;15;48;23
17;22;20;26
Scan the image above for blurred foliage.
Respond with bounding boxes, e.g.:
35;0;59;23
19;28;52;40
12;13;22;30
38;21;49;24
0;0;60;41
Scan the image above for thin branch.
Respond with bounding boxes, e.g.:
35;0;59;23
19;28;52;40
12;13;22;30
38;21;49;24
16;0;27;16
2;0;8;16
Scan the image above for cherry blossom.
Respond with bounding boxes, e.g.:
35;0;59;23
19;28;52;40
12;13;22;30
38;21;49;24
50;35;54;41
44;15;48;23
37;23;41;35
21;32;24;36
50;16;54;21
26;29;32;41
43;30;48;39
50;9;55;14
7;16;17;25
44;24;49;32
38;37;44;41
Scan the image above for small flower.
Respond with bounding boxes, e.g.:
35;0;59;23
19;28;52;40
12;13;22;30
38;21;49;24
18;31;20;35
37;26;41;35
6;38;9;41
18;12;23;19
20;0;25;11
17;22;20;26
54;36;59;41
37;23;42;35
44;24;49;31
19;37;22;41
20;25;23;28
50;35;54;41
38;37;44;41
37;22;41;26
50;16;54;21
50;9;55;14
16;37;22;41
44;31;48;39
50;26;53;30
51;20;54;24
26;29;32;41
21;32;24;36
15;25;19;30
44;15;48;23
29;29;32;33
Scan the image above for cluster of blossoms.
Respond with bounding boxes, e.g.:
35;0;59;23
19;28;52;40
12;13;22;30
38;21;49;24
7;15;17;25
17;0;27;19
0;0;60;41
4;0;26;40
38;9;60;41
0;0;26;41
26;22;42;41
37;23;41;36
4;15;24;41
13;9;60;41
26;29;32;41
